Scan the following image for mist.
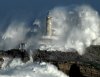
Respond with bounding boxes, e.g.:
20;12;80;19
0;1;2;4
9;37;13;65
40;5;100;55
0;5;100;55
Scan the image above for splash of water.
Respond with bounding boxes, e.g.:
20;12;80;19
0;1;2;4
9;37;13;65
40;5;100;55
0;60;68;77
1;22;29;50
0;5;99;55
0;4;99;77
0;21;41;50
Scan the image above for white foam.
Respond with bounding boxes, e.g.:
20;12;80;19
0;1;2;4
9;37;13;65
0;60;68;77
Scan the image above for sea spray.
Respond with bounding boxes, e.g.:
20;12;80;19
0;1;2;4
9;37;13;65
0;5;99;55
0;5;99;77
0;60;68;77
40;5;100;55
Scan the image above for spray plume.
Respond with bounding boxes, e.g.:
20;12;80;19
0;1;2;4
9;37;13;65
40;5;100;55
0;5;99;55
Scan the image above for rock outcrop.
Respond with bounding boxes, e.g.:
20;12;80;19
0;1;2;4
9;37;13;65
0;45;100;77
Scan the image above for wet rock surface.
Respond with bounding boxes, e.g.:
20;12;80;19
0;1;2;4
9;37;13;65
0;49;30;63
33;45;100;77
0;45;100;77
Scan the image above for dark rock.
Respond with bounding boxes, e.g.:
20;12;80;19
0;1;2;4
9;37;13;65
69;64;83;77
0;49;30;63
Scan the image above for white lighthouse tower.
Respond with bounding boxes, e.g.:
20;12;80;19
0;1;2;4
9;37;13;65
39;12;58;50
46;16;52;37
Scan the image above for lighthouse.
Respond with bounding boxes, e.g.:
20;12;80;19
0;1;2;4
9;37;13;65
46;16;52;37
39;13;58;50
